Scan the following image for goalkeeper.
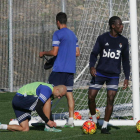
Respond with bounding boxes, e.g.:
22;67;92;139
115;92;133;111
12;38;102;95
88;16;130;134
0;82;67;132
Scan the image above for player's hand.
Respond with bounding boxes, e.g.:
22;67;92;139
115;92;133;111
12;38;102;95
90;67;97;77
39;52;44;58
47;120;57;127
122;79;129;90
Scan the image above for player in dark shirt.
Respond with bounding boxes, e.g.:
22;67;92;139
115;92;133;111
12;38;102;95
88;16;130;134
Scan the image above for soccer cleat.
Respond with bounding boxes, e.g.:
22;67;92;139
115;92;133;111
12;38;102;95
44;127;62;132
63;123;74;128
101;128;110;134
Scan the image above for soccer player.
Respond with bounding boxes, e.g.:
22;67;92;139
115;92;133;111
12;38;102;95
88;16;130;134
0;82;67;132
39;12;80;128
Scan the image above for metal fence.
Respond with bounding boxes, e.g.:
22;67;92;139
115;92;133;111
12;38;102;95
0;0;140;92
0;0;84;91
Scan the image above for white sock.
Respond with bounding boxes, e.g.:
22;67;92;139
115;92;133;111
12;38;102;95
0;124;8;130
102;121;108;129
92;115;97;123
68;117;74;124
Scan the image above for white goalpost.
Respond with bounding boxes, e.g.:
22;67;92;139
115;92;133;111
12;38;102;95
9;0;140;127
129;0;140;123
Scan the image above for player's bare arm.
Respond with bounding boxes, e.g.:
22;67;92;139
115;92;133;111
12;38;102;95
39;46;59;57
35;99;55;127
76;47;80;57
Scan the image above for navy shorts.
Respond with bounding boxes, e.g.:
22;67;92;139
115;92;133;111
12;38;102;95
48;72;74;92
12;94;37;124
89;75;119;91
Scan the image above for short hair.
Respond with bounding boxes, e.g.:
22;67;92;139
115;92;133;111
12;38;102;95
109;16;121;30
56;12;67;24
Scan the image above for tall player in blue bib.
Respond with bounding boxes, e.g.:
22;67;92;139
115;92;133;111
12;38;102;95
39;12;80;128
88;16;130;134
0;82;67;132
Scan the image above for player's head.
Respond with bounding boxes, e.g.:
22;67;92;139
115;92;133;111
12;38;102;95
53;85;67;98
56;12;67;29
109;16;123;33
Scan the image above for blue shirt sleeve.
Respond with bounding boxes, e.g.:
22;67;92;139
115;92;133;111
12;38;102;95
38;85;53;104
52;31;60;47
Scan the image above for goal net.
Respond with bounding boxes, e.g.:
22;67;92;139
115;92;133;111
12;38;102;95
73;0;132;120
50;0;140;125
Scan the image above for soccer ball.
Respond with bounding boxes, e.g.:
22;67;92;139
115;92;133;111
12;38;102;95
89;109;100;119
74;112;82;120
82;120;97;134
136;120;140;132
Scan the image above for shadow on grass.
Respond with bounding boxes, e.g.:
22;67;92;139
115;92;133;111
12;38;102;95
30;126;44;131
0;130;13;132
30;123;45;131
108;125;120;131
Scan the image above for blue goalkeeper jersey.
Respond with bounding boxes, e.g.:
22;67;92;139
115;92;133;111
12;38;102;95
90;32;130;79
52;27;78;73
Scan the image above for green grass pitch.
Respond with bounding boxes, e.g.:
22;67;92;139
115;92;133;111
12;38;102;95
0;92;139;140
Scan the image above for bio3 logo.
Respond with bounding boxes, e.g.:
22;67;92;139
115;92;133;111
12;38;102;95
103;49;121;59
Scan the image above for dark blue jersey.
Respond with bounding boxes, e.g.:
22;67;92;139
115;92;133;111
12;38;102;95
90;32;130;79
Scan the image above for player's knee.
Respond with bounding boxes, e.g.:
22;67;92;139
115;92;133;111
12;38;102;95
88;93;95;101
20;125;30;132
88;98;95;105
88;90;98;99
22;127;29;132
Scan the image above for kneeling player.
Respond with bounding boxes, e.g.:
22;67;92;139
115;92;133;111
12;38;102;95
0;82;67;132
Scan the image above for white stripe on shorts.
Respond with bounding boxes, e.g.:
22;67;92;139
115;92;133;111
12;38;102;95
66;86;73;91
89;84;102;89
29;98;38;111
17;113;31;122
106;85;118;89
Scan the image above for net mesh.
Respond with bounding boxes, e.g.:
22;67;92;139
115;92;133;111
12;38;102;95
0;0;84;91
73;0;132;120
52;0;140;120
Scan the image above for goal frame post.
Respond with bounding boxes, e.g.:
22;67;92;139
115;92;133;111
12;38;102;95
129;0;140;124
